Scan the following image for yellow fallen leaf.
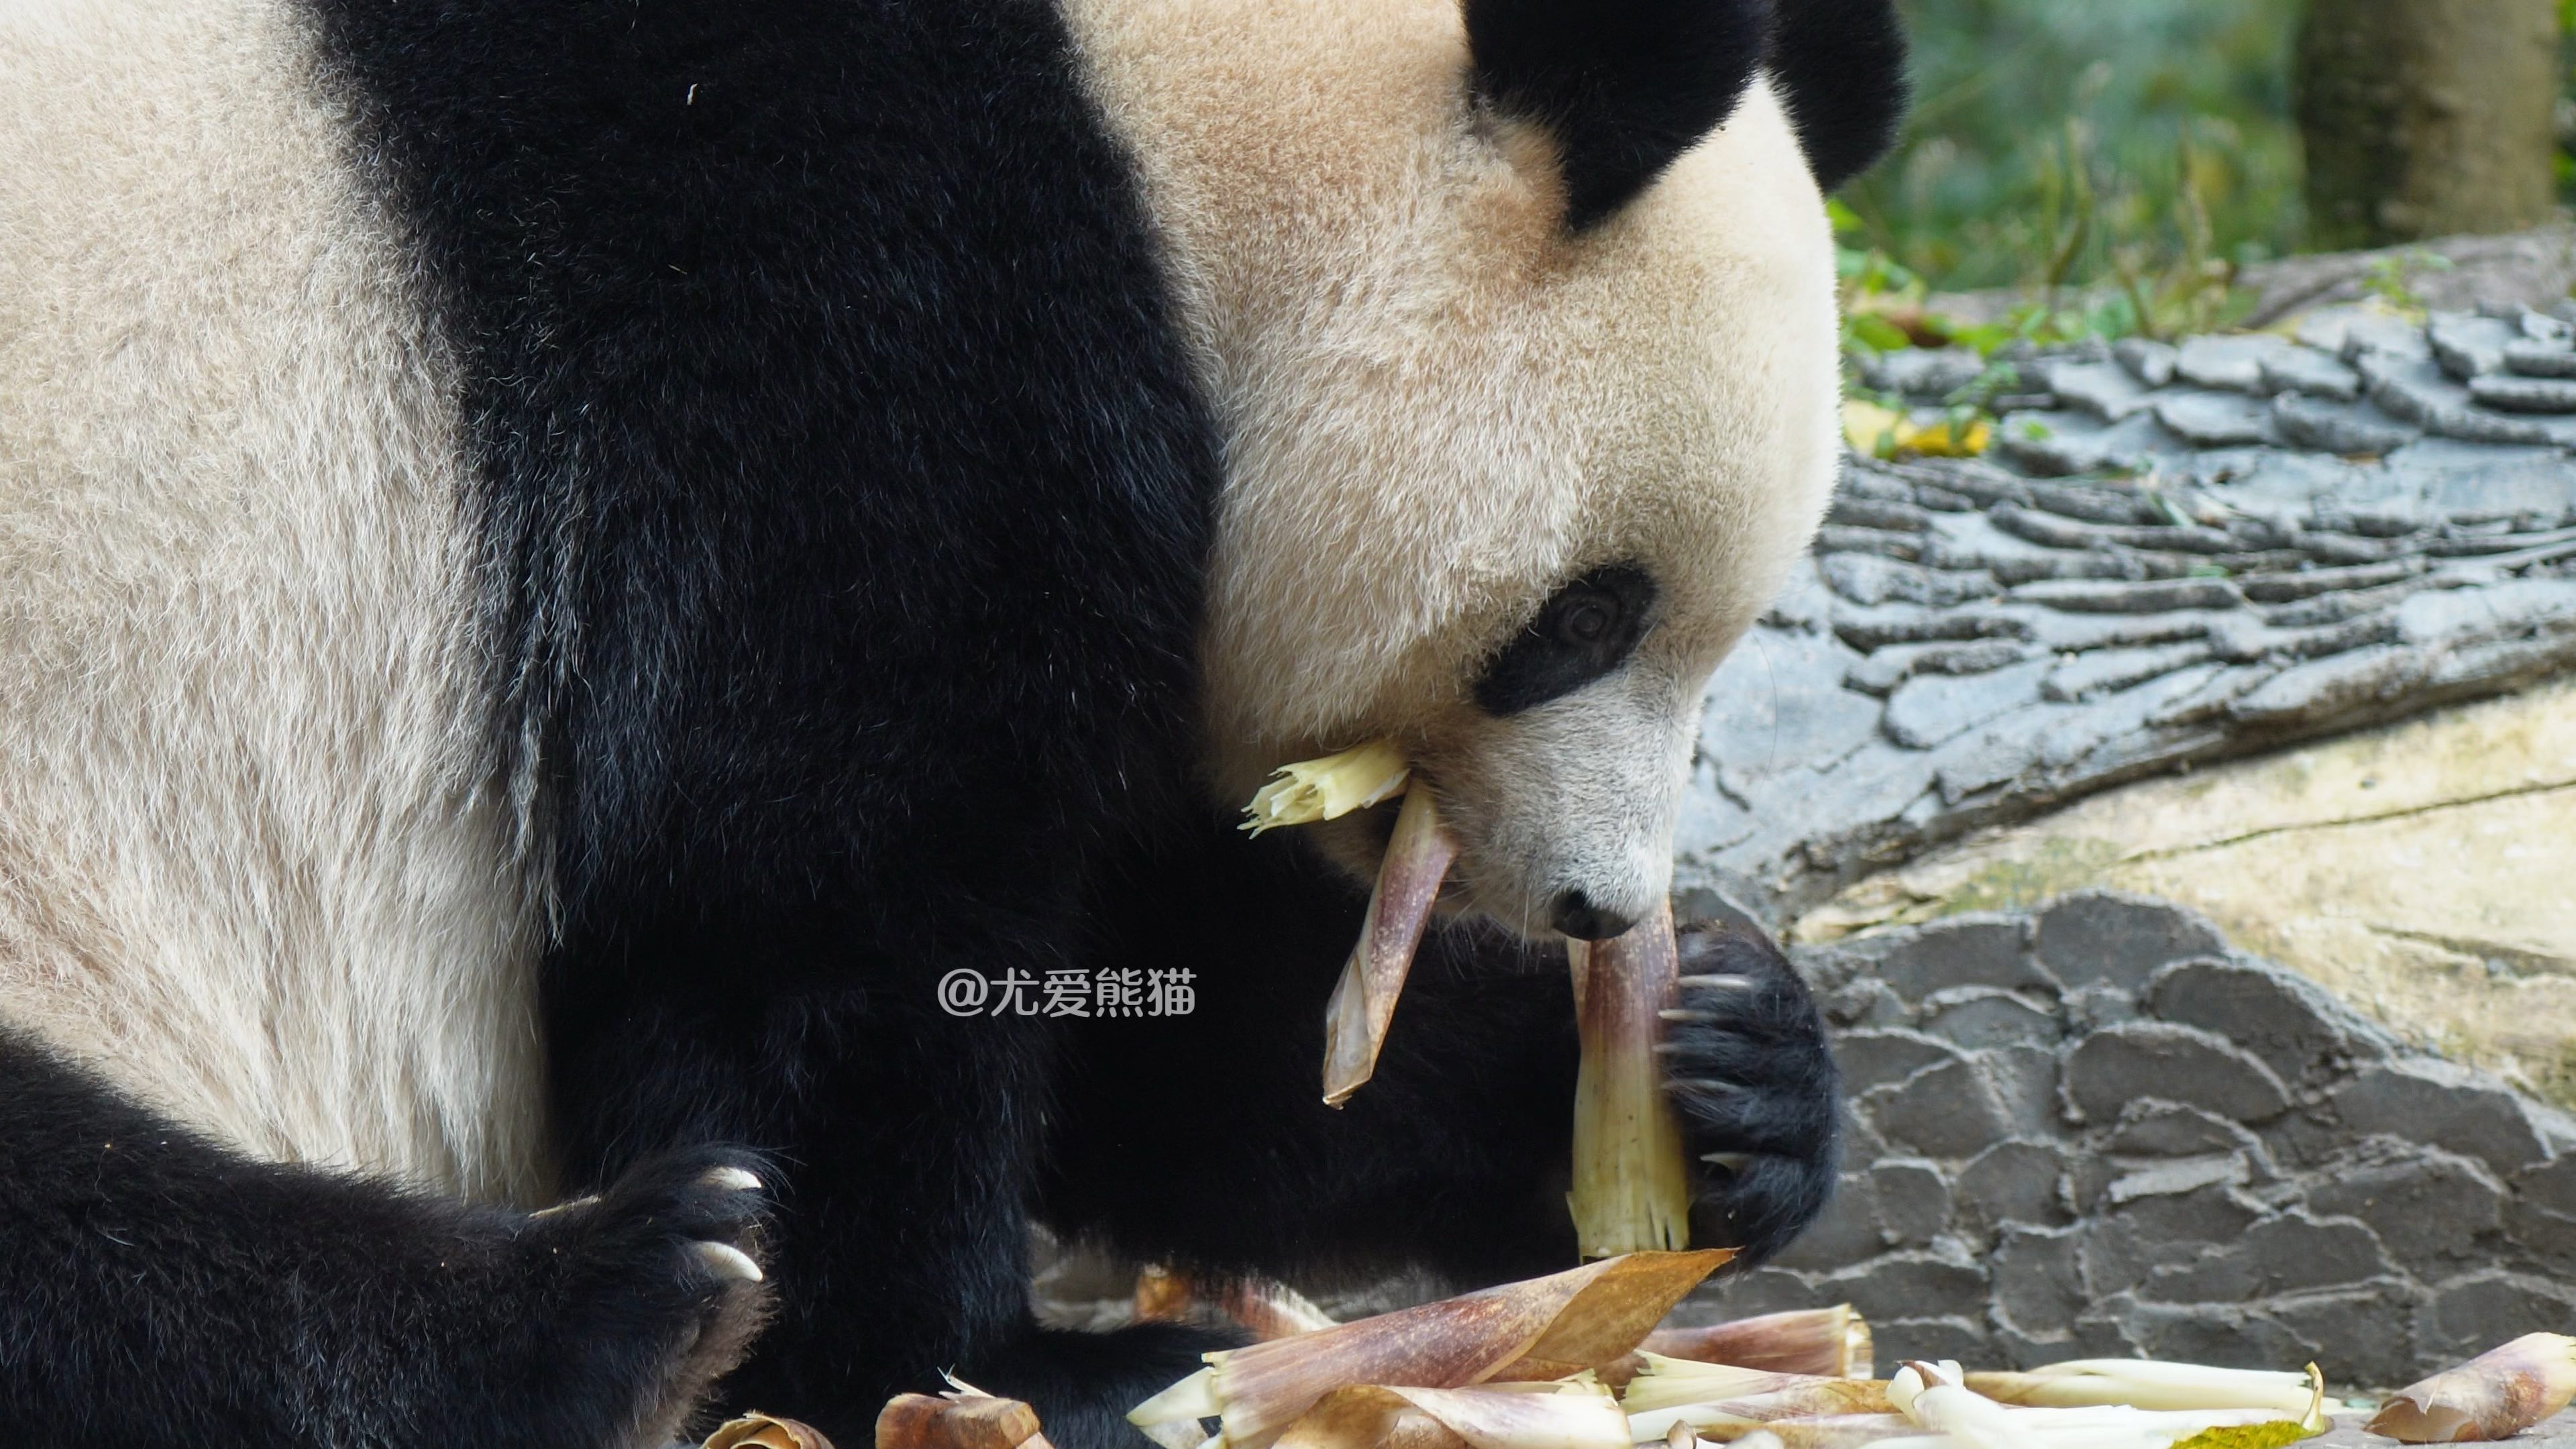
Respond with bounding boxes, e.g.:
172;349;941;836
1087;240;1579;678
1840;400;1904;457
1839;400;1991;460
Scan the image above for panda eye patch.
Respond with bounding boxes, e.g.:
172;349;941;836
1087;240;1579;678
1472;565;1657;716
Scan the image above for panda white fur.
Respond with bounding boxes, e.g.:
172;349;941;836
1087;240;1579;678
0;0;1903;1442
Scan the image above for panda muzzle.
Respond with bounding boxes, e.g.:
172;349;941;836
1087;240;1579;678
1239;741;1695;1255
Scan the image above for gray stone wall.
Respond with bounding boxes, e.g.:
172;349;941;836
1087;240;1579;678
1681;307;2576;924
1683;890;2576;1389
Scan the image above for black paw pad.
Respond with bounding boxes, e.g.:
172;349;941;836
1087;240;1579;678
518;1145;777;1442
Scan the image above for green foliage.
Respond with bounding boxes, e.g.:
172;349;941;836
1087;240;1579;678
1831;197;2246;356
2359;249;2456;315
1845;0;2308;294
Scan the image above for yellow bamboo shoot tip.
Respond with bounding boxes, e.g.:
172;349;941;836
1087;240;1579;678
1242;740;1410;835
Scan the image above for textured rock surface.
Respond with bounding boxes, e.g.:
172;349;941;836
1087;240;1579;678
1794;680;2576;1109
1686;894;2576;1388
1690;307;2576;922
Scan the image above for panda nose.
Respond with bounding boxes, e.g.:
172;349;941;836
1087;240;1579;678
1552;890;1636;943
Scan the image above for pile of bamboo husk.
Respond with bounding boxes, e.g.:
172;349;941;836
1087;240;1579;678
849;1254;2576;1449
1112;1252;2345;1449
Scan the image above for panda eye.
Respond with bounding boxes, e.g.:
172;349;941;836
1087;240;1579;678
1558;600;1613;645
1472;565;1658;716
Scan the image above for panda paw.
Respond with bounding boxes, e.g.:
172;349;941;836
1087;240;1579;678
1656;920;1839;1266
508;1146;777;1443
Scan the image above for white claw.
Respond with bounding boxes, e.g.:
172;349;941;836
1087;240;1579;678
1658;1008;1720;1024
694;1240;765;1283
702;1166;763;1193
528;1193;602;1220
1702;1152;1754;1173
1677;973;1758;992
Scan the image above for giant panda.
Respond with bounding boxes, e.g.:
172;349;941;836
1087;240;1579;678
0;0;1904;1443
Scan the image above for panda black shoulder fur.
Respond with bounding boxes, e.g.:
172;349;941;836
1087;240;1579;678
0;0;1903;1442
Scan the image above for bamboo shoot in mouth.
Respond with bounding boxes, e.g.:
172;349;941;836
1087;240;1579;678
1568;899;1692;1257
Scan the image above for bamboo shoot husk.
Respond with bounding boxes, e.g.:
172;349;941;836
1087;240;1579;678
1320;784;1459;1106
1130;1268;1338;1342
1627;1412;1927;1449
1129;1250;1730;1449
1618;1358;1815;1414
1135;1265;1194;1323
2367;1334;2576;1443
710;1413;838;1449
1274;1383;1632;1449
873;1389;1051;1449
1642;1307;1874;1379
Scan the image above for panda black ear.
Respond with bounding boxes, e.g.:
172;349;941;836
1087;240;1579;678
1768;0;1909;192
1462;0;1910;227
1463;0;1773;231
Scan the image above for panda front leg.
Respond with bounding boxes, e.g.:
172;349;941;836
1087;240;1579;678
1038;822;1841;1294
0;1031;771;1449
541;964;1242;1449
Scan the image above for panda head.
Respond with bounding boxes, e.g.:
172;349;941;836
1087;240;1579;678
1073;0;1904;940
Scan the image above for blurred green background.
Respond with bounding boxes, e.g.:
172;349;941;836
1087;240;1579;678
1847;0;2575;299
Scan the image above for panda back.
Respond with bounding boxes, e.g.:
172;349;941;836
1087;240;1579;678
0;0;551;1203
